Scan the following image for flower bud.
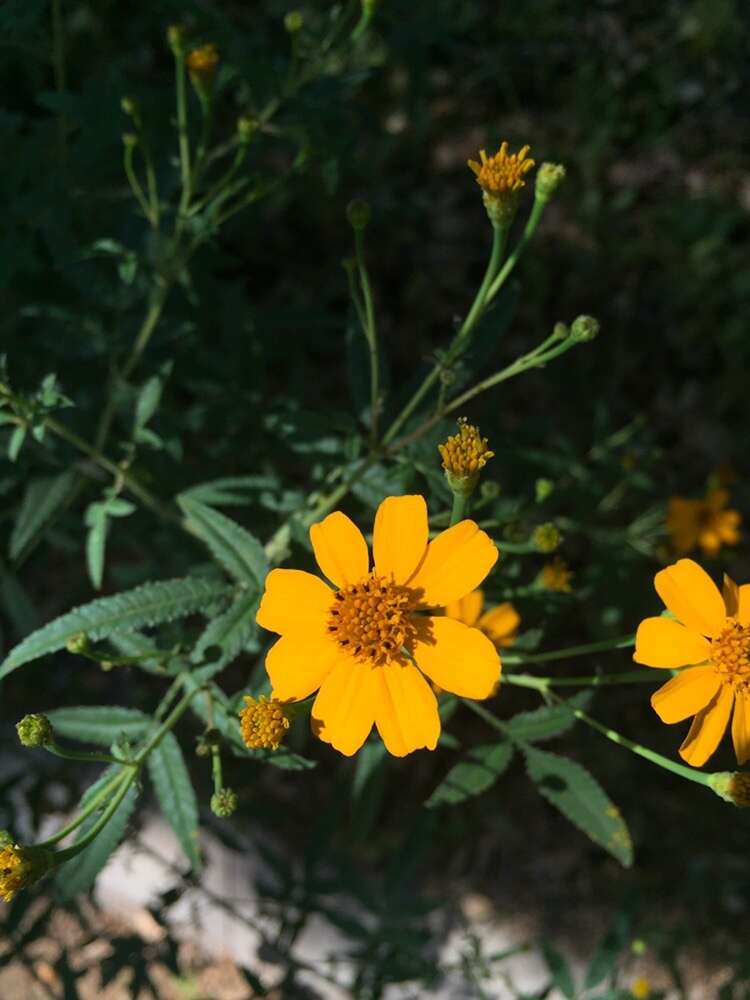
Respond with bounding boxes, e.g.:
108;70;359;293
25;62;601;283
16;714;53;748
0;843;58;902
438;418;494;499
569;315;600;343
239;696;290;750
122;132;139;149
167;24;186;57
346;199;371;231
533;523;562;553
535;162;566;203
535;478;554;503
211;788;238;818
120;96;140;118
66;632;90;655
284;11;304;33
468;142;535;227
187;44;220;99
551;321;569;341
709;771;750;807
237;114;258;145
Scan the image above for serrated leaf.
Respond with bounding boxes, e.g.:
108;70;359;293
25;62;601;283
56;768;139;900
426;741;514;808
9;471;75;561
47;706;151;745
179;496;268;588
0;576;233;679
191;592;259;679
179;475;279;507
525;746;633;866
147;732;201;872
506;691;593;743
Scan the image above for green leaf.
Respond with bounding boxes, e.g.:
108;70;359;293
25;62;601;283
426;741;514;808
56;769;139;900
178;496;268;587
8;425;25;462
0;570;39;638
179;475;279;507
134;364;171;432
147;732;201;872
524;746;633;866
9;471;76;561
506;691;593;743
585;910;632;990
191;592;259;679
46;706;151;745
85;505;108;590
541;942;576;999
0;576;233;679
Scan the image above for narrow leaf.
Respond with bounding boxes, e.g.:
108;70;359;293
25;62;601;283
85;507;108;590
179;496;268;587
525;746;634;866
506;690;593;743
191;592;259;679
148;732;201;872
542;942;576;999
9;471;75;561
426;741;514;808
0;576;233;678
47;706;151;745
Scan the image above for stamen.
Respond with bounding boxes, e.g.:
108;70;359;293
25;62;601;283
327;572;416;666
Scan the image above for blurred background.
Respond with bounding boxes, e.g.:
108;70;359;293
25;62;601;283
1;1;749;996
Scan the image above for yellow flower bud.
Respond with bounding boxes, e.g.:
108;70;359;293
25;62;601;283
0;843;57;903
239;696;290;751
438;418;494;499
533;523;562;553
538;557;573;593
186;44;220;97
467;141;535;227
709;771;750;807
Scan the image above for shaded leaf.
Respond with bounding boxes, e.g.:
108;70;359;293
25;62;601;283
148;732;201;872
506;690;593;743
9;471;75;561
426;741;514;808
179;496;268;587
47;706;151;745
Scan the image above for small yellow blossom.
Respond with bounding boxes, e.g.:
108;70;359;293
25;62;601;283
667;488;741;557
468;142;535;224
239;696;290;751
630;977;651;1000
0;844;54;903
539;557;573;593
256;495;500;756
186;44;219;86
634;558;750;767
438;418;494;496
445;589;520;649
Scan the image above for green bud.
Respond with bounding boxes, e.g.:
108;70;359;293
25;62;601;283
480;480;501;500
709;771;750;807
122;132;139;149
533;522;562;553
211;788;238;818
535;478;554;503
167;24;186;57
569;315;600;342
66;632;90;655
237;114;258;145
16;714;53;749
535;162;566;203
346;199;371;231
552;321;569;341
630;939;647;957
120;96;140;118
284;11;304;33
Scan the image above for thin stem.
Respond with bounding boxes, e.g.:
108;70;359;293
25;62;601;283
449;492;467;526
37;769;127;847
133;684;201;765
485;195;546;304
46;742;130;767
462;698;511;737
175;51;192;216
353;227;379;446
56;768;137;860
503;669;656;691
454;223;506;343
121;286;170;382
123;143;153;224
154;674;187;724
502;634;635;666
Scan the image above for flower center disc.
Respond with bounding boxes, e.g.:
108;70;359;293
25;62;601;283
712;619;750;685
328;573;414;665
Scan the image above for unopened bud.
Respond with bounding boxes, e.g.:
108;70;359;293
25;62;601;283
535;162;566;203
167;24;186;57
710;771;750;807
237;114;258;145
535;478;554;503
346;199;371;231
570;315;600;342
438;418;494;499
533;522;562;553
66;632;90;655
211;788;238;817
552;321;569;341
16;714;53;749
120;96;139;118
284;11;304;33
122;132;139;149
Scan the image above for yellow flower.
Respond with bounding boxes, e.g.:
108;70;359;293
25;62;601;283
539;557;573;593
186;43;219;85
634;558;750;767
445;590;520;649
438;418;494;496
239;696;290;750
468;142;535;224
256;495;500;757
0;843;54;903
667;488;741;556
630;977;651;1000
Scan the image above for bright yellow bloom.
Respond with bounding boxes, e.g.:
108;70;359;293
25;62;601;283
630;977;651;1000
539;557;573;593
634;558;750;767
186;43;219;84
239;696;290;750
438;419;494;479
0;843;54;903
256;495;500;756
445;590;520;649
468;142;535;224
667;488;741;557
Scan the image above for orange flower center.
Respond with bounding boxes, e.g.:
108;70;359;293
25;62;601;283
711;619;750;685
328;574;415;665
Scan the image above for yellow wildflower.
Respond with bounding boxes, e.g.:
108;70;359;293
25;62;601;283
239;696;290;751
634;558;750;766
445;589;520;649
539;557;573;593
186;44;219;86
0;843;54;903
630;977;651;1000
468;142;535;224
667;488;741;557
438;418;494;497
256;495;500;756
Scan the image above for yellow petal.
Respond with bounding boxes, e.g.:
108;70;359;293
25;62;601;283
310;658;375;756
633;617;711;668
723;574;739;616
654;559;725;638
266;631;342;701
678;684;734;767
256;569;333;635
737;585;750;626
732;690;750;766
309;511;369;588
373;661;440;756
650;667;721;723
407;520;498;607
445;589;484;627
372;494;429;584
478;602;520;646
412;616;500;699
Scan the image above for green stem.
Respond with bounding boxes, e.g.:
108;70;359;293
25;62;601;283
123;143;153;224
502;634;635;666
454;223;506;343
56;768;137;861
47;742;129;766
174;51;192;216
485;195;546;304
503;669;656;691
354;227;380;447
154;674;187;723
449;492;468;526
133;684;201;765
462;698;511;737
37;769;127;847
